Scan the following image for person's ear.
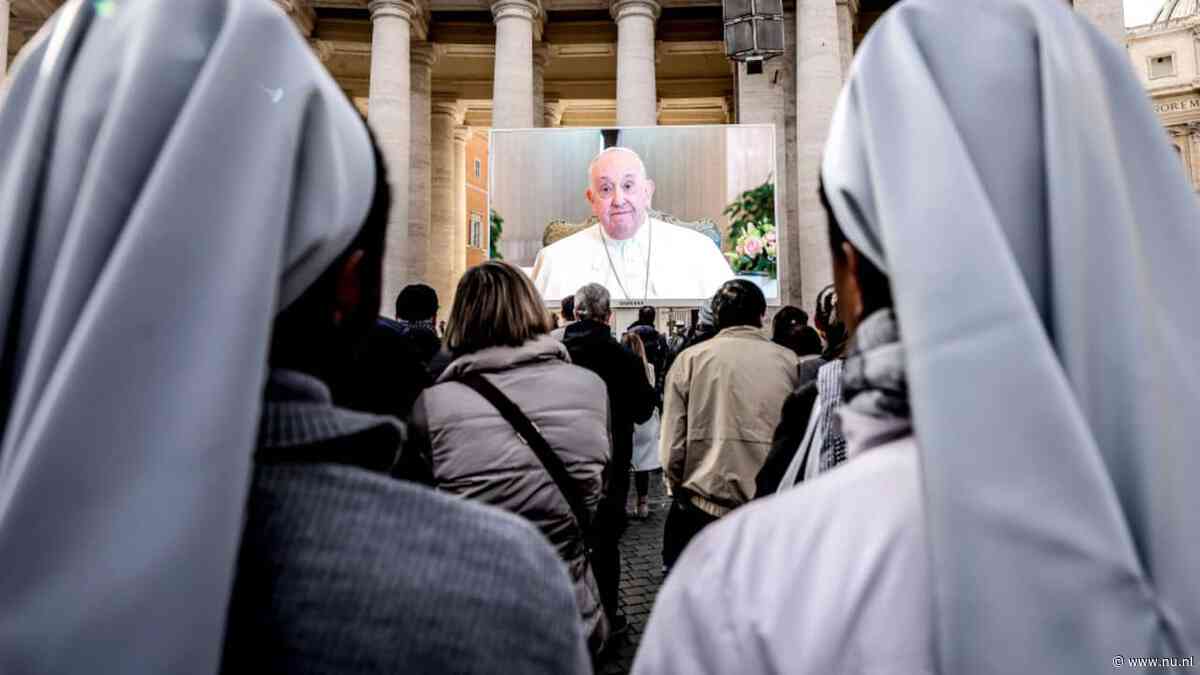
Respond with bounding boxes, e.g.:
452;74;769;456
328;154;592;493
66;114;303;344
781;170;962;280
841;241;864;324
332;249;367;327
586;187;595;204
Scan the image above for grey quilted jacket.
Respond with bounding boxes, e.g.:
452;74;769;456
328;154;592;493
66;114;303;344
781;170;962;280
407;336;611;648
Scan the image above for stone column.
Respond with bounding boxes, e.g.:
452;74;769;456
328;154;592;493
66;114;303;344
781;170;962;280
737;54;790;302
545;100;566;128
1074;0;1125;48
430;100;460;317
310;39;335;66
367;0;418;311
836;0;855;75
491;0;540;129
794;0;845;304
781;4;802;307
451;127;472;307
1184;122;1200;192
612;0;660;127
1;0;9;81
409;43;437;285
532;44;549;128
274;0;316;36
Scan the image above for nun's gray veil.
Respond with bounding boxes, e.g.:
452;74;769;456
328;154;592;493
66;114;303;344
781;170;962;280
822;0;1199;671
0;0;376;671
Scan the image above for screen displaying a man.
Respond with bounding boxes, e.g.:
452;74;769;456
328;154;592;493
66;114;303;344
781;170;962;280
531;147;735;301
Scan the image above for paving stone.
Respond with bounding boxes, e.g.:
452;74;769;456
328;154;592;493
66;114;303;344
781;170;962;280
593;469;672;675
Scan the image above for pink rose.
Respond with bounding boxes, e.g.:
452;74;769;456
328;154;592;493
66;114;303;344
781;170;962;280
764;230;777;243
744;236;764;257
736;242;746;257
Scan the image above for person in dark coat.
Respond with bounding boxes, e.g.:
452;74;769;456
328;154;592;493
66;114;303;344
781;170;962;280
224;133;590;674
331;317;434;423
384;283;442;366
626;305;670;402
662;300;717;383
562;283;656;634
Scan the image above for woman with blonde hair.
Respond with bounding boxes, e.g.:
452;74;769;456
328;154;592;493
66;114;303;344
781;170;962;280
621;332;661;519
406;261;611;654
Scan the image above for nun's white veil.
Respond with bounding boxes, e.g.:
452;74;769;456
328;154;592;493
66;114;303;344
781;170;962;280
821;0;1199;671
0;1;376;671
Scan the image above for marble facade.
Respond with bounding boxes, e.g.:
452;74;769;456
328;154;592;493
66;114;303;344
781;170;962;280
1128;2;1200;192
1;0;1127;314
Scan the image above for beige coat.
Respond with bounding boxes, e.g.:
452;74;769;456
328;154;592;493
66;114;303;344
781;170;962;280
660;326;801;516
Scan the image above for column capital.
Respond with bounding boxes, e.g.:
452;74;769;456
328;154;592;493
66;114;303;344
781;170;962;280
410;42;442;69
432;98;467;124
492;0;541;24
274;0;316;36
309;39;335;64
453;126;473;144
544;100;567;127
370;0;429;39
611;0;660;24
369;0;417;22
532;43;551;69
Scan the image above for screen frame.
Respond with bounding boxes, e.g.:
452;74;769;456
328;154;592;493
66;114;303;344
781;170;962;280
487;123;784;308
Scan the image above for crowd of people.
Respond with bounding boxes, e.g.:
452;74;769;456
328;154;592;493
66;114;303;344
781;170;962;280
1;0;1197;673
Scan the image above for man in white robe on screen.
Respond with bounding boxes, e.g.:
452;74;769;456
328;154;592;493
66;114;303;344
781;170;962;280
532;147;735;301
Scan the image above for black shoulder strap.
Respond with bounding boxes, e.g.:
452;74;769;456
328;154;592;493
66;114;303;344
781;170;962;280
458;373;592;532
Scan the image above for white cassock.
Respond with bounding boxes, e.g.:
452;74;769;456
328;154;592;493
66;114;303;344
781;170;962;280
531;216;735;301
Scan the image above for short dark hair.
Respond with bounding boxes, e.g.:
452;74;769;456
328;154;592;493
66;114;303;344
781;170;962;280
637;305;656;325
560;295;575;321
794;325;824;356
771;305;809;343
711;279;766;330
813;284;848;359
395;284;438;322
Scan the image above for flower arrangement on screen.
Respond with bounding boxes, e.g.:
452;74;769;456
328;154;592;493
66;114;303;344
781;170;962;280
489;209;504;260
724;180;777;279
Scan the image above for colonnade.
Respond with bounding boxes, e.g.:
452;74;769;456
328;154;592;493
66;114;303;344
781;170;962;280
366;0;664;311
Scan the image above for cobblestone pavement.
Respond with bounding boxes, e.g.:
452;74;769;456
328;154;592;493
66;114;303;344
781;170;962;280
597;470;671;675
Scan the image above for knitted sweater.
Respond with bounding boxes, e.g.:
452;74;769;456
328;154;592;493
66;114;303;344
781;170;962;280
222;370;589;674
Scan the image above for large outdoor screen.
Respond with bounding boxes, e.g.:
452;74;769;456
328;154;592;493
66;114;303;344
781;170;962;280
488;125;780;305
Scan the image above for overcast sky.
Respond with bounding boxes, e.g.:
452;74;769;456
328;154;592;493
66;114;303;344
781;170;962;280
1126;0;1170;26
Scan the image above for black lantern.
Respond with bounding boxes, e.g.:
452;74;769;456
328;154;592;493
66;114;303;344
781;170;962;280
723;0;785;73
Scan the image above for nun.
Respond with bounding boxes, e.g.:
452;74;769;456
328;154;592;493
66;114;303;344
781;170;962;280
633;0;1200;672
0;1;587;673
